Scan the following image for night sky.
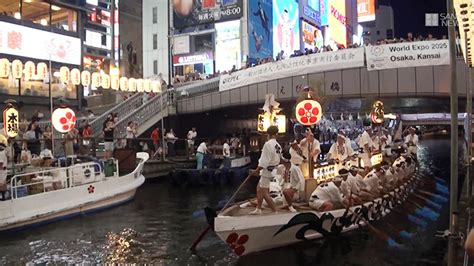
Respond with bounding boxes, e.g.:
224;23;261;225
383;0;448;38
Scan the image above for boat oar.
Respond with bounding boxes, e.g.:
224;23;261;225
189;173;254;251
416;190;448;203
345;206;403;249
412;194;442;210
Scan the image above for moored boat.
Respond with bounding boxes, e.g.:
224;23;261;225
0;152;149;232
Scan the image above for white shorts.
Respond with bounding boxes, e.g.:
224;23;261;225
104;142;114;151
258;176;273;189
361;153;372;168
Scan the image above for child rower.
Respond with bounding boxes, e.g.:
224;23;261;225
277;152;305;212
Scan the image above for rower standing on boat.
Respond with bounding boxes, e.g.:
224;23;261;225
277;152;305;212
404;127;419;156
380;128;392;157
300;130;321;178
249;126;281;215
222;139;231;169
187;127;197;156
289;140;305;169
358;126;374;174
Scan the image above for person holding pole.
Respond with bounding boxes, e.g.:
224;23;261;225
249;126;281;215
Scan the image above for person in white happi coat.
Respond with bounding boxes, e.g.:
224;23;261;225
276;152;305;212
327;134;354;165
339;168;360;199
187;127;197;156
289;140;305;167
309;177;346;211
404;127;419;156
380;128;393;157
0;135;8;199
249;126;282;215
300;130;321;177
349;166;367;191
358;126;374;173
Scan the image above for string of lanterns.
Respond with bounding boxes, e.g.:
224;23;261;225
0;58;162;93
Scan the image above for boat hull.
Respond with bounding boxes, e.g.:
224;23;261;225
215;180;414;256
0;188;138;232
0;152;149;232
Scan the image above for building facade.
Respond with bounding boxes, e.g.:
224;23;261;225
142;0;169;84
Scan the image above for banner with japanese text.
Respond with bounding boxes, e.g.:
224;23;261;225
365;40;450;71
219;47;365;92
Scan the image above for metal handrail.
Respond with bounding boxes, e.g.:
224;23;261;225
114;92;170;138
90;92;144;137
9;160;105;199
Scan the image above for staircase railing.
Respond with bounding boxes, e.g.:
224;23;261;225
90;92;143;137
114;91;170;138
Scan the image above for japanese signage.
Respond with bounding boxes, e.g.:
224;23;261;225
257;113;286;133
0;21;81;65
219;47;365;92
172;52;213;66
173;0;243;29
357;0;375;22
3;106;19;138
300;0;320;26
365;40;450;71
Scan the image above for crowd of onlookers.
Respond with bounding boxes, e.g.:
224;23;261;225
172;32;452;86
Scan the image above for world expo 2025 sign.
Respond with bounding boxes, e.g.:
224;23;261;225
173;0;243;29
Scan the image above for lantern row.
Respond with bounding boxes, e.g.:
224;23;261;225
0;58;162;93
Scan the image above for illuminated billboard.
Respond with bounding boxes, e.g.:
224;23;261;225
328;0;347;47
0;21;80;65
173;0;243;29
273;0;300;58
302;21;323;50
215;20;241;72
320;0;329;26
358;0;376;22
248;0;273;62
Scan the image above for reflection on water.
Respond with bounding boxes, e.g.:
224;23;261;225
0;138;457;265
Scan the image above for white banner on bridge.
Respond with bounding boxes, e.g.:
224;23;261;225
219;47;365;92
365;40;450;71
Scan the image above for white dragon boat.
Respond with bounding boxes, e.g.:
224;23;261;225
0;152;149;232
211;156;422;256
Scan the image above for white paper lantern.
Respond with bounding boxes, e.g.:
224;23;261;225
128;78;136;92
3;106;19;138
0;59;10;78
152;80;162;93
36;62;47;80
52;107;76;133
120;77;128;91
24;61;35;80
101;73;110;89
143;79;152;93
81;70;91;86
60;66;70;83
70;68;81;85
11;60;23;79
91;72;101;88
136;78;144;92
111;75;120;90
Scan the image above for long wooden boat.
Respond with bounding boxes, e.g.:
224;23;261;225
0;152;149;232
212;157;424;256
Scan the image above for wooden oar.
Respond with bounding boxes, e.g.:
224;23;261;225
189;173;254;251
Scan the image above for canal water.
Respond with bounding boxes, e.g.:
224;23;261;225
0;138;458;265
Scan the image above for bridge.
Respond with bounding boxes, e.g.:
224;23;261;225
176;57;471;114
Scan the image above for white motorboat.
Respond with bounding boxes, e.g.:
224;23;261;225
0;152;149;232
212;156;425;256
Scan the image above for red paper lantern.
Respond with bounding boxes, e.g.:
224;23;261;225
52;107;76;133
295;99;322;126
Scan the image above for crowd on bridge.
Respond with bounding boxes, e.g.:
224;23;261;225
173;32;456;86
